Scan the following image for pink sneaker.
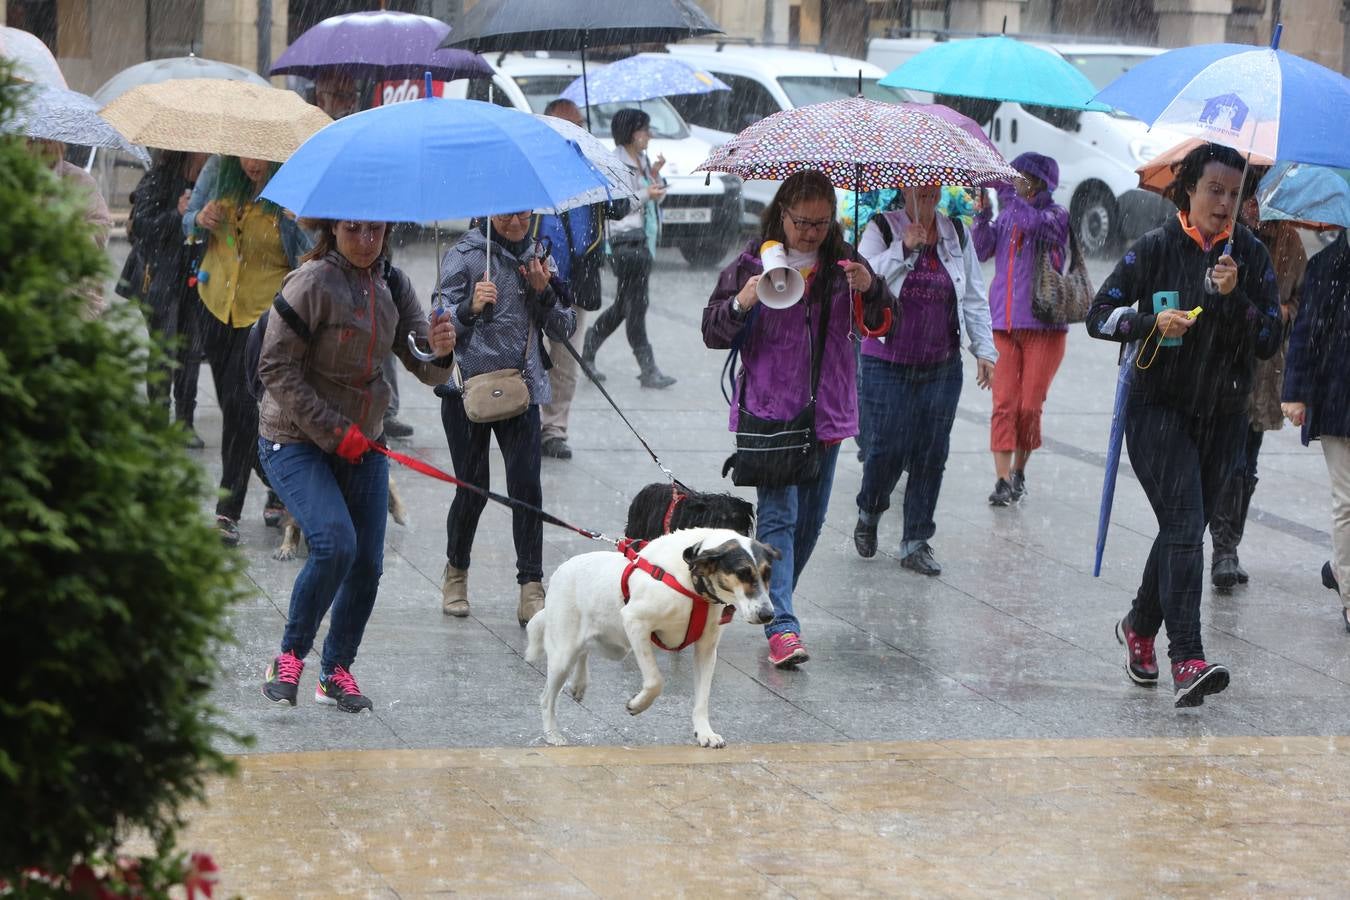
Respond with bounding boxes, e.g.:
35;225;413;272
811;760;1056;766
768;632;809;668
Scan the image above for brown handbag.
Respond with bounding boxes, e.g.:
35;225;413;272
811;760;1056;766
460;320;532;423
1032;229;1094;325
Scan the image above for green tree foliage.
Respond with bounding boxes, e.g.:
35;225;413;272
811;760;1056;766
0;71;247;879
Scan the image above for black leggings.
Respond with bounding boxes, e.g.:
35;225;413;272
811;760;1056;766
590;243;652;356
199;308;265;520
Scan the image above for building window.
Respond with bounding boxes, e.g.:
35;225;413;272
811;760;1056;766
148;0;204;59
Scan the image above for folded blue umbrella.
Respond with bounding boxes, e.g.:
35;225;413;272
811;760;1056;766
1258;161;1350;229
1093;28;1350;169
261;95;610;222
1095;345;1138;578
880;36;1107;112
559;54;728;107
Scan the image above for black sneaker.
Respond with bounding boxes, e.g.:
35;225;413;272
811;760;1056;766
901;543;941;576
1172;659;1230;708
184;428;205;450
262;650;304;706
216;515;240;546
383;415;414;439
1323;560;1340;593
989;479;1013;507
1009;469;1027;501
541;436;573;460
316;666;373;713
1211;555;1240;590
853;517;878;559
263;490;285;529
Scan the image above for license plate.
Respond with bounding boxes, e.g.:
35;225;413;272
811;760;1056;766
663;207;712;224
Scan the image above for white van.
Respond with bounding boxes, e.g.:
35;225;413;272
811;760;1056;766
449;53;743;266
663;44;909;222
867;38;1181;255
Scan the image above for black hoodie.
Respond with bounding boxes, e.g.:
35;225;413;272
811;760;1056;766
1086;216;1281;419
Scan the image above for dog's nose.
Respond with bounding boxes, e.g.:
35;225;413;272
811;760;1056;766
749;603;774;625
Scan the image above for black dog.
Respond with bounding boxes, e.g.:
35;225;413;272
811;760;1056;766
625;482;755;541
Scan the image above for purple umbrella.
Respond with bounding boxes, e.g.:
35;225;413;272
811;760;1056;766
270;10;491;82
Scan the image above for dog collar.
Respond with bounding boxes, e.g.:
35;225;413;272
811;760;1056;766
617;538;734;652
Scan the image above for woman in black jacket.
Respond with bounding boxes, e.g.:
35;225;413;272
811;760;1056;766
1087;142;1281;707
1282;230;1350;632
129;150;207;446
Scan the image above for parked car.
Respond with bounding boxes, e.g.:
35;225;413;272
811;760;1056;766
664;44;909;223
868;37;1182;255
448;52;742;266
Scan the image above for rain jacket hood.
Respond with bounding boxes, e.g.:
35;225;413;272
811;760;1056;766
1011;151;1059;194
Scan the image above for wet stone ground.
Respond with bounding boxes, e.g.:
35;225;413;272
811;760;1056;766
100;235;1346;753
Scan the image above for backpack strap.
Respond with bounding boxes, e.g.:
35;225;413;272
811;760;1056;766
874;212;894;248
271;292;312;343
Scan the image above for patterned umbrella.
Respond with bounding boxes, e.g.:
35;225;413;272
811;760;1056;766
8;82;150;166
560;54;728;107
534;113;640;204
695;97;1016;193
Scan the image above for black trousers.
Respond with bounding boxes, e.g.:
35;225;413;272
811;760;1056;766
591;243;652;356
199;307;265;520
440;394;544;584
1209;427;1263;559
144;287;203;425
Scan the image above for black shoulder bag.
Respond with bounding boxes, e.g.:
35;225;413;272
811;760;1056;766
721;290;832;488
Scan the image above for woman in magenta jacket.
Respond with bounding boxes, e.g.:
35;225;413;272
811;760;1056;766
971;152;1070;507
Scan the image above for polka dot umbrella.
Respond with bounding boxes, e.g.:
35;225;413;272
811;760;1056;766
695;97;1017;241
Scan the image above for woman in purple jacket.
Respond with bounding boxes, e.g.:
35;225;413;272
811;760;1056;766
702;171;894;668
971;152;1070;506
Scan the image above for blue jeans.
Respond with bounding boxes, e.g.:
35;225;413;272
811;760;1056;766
1126;403;1245;663
440;395;544;584
258;439;389;675
855;354;962;555
755;441;841;638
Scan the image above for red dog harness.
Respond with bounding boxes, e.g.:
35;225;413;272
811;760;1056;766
617;538;733;651
661;483;687;533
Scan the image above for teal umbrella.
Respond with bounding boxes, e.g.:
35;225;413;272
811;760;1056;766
879;36;1109;112
1257;161;1350;229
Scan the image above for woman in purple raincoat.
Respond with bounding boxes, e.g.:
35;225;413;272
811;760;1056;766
972;152;1070;507
702;171;895;669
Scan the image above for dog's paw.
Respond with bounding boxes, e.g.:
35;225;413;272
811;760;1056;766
626;691;654;716
544;730;568;747
272;547;297;562
569;683;587;703
695;730;726;749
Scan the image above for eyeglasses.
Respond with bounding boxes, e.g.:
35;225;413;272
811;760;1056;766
493;211;533;222
783;210;832;232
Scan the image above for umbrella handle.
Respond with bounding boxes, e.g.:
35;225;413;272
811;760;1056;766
407;331;440;363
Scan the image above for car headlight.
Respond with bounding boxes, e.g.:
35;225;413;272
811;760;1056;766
1130;140;1161;164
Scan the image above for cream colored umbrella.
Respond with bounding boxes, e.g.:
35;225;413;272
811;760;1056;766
99;78;331;162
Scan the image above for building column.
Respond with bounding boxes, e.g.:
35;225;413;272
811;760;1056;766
946;0;1027;34
202;0;288;78
1154;0;1234;47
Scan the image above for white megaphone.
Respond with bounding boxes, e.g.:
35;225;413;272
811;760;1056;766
756;240;805;309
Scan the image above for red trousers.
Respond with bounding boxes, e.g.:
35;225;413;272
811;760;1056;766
990;329;1067;452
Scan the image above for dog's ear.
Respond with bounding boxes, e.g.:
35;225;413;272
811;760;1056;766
756;541;782;562
682;541;704;566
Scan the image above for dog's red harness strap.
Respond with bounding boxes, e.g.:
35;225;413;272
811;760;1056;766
661;484;687;534
616;538;733;652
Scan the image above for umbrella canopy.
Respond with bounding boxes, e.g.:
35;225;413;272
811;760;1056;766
92;55;268;106
7;82;149;165
695;98;1016;192
0;26;66;88
270;10;490;81
441;0;721;52
1258;162;1350;229
534;113;639;204
100;79;331;163
1134;137;1273;195
1093;33;1350;168
560;53;728;107
880;36;1108;112
260;97;612;221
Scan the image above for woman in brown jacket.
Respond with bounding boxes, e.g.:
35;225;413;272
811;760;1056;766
255;220;456;713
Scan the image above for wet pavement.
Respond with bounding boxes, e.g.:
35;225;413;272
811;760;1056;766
106;235;1346;894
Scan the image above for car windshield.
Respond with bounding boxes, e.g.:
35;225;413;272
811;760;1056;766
778;76;908;107
510;74;690;139
1060;53;1156;117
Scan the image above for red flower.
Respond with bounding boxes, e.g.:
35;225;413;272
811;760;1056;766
184;852;219;899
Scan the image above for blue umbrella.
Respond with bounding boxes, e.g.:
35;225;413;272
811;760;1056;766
1093;26;1350;169
1095;344;1138;577
559;54;728;107
1257;161;1350;229
879;36;1108;111
261;94;612;222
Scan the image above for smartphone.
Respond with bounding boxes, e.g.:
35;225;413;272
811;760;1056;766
1153;290;1182;347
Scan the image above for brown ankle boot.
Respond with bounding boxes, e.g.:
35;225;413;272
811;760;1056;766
517;581;545;627
441;564;469;617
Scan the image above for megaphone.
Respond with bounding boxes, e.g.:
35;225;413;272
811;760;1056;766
756;240;805;309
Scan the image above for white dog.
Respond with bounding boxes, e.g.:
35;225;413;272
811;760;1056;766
525;527;778;748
